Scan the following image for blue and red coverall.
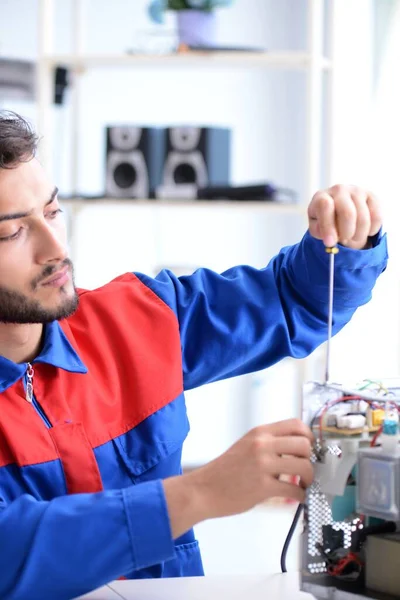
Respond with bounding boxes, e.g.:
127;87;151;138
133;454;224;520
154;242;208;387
0;232;388;599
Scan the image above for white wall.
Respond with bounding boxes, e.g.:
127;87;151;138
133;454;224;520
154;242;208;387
318;0;400;382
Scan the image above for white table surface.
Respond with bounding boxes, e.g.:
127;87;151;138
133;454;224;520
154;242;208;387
76;572;314;600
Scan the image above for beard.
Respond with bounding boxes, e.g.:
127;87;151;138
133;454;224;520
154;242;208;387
0;258;79;324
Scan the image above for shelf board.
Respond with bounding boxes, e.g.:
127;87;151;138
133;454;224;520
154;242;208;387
60;198;306;215
43;51;332;71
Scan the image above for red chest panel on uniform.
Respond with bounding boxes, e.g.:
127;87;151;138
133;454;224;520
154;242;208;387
0;273;184;494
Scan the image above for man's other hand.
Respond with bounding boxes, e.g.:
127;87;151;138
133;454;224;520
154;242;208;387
163;419;314;539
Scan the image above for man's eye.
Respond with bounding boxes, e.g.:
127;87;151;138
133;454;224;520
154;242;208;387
47;208;63;219
0;229;22;242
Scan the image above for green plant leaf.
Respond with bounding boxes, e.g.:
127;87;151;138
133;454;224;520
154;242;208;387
167;0;190;9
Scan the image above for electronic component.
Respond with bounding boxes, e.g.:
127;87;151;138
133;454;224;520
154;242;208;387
368;409;385;428
293;243;400;599
336;414;366;429
357;447;400;521
299;379;400;600
322;525;345;553
365;533;400;597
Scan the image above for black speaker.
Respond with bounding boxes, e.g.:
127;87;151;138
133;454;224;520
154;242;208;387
156;126;231;199
105;126;165;198
54;66;69;105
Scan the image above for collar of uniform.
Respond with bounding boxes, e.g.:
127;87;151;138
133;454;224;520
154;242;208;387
0;320;87;393
35;320;88;374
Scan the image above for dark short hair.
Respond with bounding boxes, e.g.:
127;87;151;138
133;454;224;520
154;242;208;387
0;111;39;169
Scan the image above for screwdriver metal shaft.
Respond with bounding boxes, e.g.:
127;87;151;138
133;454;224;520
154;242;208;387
324;246;339;384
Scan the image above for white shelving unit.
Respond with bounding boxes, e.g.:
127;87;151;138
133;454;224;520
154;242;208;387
40;50;332;69
36;0;337;210
61;197;308;212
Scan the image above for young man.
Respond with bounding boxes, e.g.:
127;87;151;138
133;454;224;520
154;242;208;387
0;111;387;600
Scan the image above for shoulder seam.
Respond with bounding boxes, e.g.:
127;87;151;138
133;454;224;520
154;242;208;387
133;272;177;316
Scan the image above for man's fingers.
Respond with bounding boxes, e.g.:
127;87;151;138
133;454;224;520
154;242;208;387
308;218;322;241
265;419;314;443
366;192;383;237
332;188;357;243
308;192;337;246
270;480;306;503
273;457;314;488
350;190;371;245
273;436;312;459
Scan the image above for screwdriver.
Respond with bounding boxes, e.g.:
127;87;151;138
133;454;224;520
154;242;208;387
324;245;339;384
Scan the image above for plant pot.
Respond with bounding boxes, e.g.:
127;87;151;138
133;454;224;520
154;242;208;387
176;9;217;47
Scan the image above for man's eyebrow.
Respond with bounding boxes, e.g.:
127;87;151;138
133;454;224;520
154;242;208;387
0;186;59;223
46;186;59;206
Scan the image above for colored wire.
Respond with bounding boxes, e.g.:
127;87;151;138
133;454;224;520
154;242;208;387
327;552;363;577
310;395;361;428
309;394;398;443
358;380;373;391
370;425;383;447
358;379;390;394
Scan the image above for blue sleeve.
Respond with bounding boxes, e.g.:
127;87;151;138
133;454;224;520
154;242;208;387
135;231;388;390
0;480;174;600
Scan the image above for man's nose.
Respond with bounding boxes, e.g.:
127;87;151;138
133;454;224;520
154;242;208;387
35;221;68;265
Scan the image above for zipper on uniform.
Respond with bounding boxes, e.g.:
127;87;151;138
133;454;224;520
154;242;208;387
25;363;34;403
25;363;52;428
